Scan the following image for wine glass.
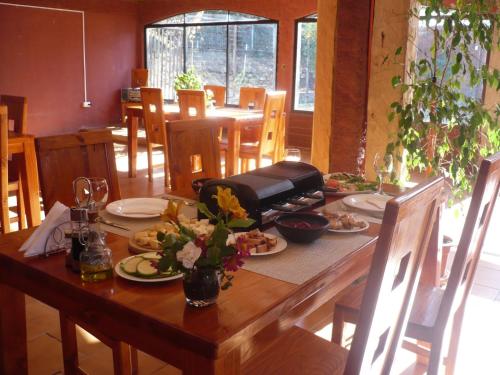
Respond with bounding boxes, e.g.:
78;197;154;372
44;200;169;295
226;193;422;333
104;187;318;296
373;153;393;195
88;177;109;214
284;148;301;162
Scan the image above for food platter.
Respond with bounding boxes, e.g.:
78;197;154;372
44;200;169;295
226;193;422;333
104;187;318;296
323;173;377;196
342;194;392;215
322;210;370;233
106;198;167;218
115;254;182;283
228;231;287;256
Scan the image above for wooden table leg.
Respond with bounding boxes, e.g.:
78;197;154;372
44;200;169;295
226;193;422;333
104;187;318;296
183;348;241;375
0;283;28;375
0;151;9;234
18;139;41;227
226;121;240;177
127;112;139;178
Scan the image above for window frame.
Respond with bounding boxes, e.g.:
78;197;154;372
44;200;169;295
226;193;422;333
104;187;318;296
292;14;317;113
144;11;279;106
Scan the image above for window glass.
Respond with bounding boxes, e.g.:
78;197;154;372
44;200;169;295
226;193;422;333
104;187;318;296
294;18;317;111
146;27;184;101
185;25;227;86
227;24;277;104
146;12;277;105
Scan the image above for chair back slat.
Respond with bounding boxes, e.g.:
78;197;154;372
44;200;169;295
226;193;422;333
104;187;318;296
258;92;286;158
35;129;121;212
166;118;224;197
239;87;266;110
204;85;226;107
140;88;168;146
178;90;206;120
0;95;27;134
345;176;444;374
131;68;148;87
437;152;500;330
0;106;9;233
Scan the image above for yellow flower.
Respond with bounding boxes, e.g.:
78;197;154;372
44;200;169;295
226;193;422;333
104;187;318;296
161;200;183;223
215;186;248;219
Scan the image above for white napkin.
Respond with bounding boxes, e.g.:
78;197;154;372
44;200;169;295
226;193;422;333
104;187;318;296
20;201;70;257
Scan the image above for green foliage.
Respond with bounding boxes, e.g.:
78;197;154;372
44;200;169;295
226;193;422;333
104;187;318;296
387;0;500;200
173;69;202;91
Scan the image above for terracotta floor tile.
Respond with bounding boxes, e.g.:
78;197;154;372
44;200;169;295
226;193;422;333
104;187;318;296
27;334;64;374
471;284;500;300
149;364;182;375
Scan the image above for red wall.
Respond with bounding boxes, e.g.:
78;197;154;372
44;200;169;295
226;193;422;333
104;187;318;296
138;0;316;149
0;0;139;136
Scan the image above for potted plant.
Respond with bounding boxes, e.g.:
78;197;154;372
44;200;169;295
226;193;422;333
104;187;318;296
156;188;255;307
387;0;500;200
173;68;202;91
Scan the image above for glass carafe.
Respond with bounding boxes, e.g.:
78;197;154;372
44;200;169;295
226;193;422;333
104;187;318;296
79;222;113;282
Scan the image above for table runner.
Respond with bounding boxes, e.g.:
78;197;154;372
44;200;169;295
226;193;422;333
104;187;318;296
241;227;373;285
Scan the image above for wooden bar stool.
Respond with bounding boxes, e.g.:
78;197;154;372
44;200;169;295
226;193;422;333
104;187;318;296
331;152;500;375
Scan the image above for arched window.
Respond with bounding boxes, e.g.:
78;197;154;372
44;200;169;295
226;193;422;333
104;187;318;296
293;14;317;111
145;11;278;104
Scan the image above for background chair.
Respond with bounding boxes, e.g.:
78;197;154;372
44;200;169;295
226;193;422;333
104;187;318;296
239;91;286;172
239;87;266;144
332;152;500;375
203;85;226;107
0;105;26;233
140;88;170;186
35;129;121;213
166;118;227;198
131;68;148;87
177;89;206;120
0;94;27;134
242;177;444;374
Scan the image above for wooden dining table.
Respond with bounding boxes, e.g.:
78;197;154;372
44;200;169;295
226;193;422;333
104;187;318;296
126;104;263;178
2;132;42;229
0;191;442;374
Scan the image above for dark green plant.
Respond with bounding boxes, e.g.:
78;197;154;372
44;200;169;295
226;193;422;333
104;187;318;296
387;0;500;199
174;69;202;91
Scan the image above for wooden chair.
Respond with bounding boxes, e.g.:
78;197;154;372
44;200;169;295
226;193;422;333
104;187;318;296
131;68;148;87
332;152;500;375
35;129;121;213
242;177;444;374
0;95;28;134
240;91;286;172
166;118;226;198
239;87;266;110
177;89;206;120
35;129;135;374
204;85;226;107
0;105;26;233
140;88;170;186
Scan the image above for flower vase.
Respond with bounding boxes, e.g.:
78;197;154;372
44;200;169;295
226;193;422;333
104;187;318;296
183;268;220;307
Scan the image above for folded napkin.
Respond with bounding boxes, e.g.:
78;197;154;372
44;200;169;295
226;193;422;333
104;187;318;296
20;201;70;257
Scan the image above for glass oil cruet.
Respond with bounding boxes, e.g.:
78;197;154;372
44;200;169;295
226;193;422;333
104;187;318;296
72;177;113;282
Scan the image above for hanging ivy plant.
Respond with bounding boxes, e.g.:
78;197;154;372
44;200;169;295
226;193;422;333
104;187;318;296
387;0;500;200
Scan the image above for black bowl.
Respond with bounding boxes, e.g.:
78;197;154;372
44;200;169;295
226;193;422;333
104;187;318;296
274;213;329;244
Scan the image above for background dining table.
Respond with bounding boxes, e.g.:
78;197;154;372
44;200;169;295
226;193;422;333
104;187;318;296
0;189;443;374
125;104;264;178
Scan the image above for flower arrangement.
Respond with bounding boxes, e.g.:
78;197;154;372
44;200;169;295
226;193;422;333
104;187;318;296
157;187;255;290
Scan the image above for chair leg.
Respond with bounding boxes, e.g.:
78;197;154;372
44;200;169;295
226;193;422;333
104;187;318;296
445;305;466;375
332;307;345;345
147;144;153;182
241;158;248;173
16;180;27;230
131;347;139;375
59;313;81;374
427;336;444;375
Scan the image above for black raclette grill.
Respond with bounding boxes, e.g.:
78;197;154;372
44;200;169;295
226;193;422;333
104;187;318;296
198;161;325;228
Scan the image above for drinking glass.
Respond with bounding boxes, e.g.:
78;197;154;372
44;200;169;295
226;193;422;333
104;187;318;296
284;148;301;162
373;153;393;195
88;177;109;219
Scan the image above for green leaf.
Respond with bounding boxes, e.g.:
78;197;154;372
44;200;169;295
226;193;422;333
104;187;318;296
196;202;216;220
395;46;403;56
227;218;255;228
391;75;402;87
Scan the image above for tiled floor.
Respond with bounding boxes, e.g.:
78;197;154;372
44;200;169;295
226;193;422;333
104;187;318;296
20;141;500;374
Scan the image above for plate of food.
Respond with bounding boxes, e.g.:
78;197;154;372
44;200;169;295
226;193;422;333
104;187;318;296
106;198;168;218
342;193;392;215
228;229;287;256
115;253;182;282
323;173;377;195
322;211;369;233
129;216;215;254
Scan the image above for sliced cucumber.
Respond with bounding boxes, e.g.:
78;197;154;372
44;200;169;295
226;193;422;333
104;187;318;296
121;257;144;275
141;252;161;260
136;260;159;277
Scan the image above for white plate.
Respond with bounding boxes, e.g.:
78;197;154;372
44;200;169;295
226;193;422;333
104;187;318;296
106;198;168;218
115;255;182;283
228;232;287;256
328;219;370;233
342;194;392;214
322;174;377;196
